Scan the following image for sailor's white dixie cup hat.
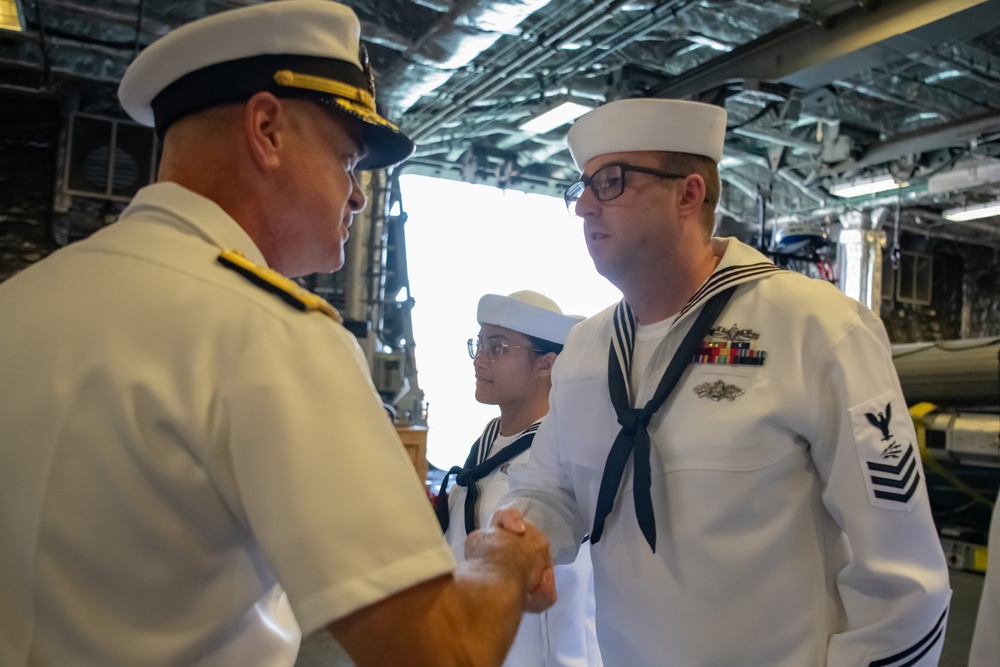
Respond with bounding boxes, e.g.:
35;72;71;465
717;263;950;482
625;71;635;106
567;98;728;171
117;0;413;170
477;290;583;345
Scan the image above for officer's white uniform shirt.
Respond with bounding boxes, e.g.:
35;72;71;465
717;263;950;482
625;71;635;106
503;237;951;667
0;182;455;667
444;422;603;667
970;489;1000;666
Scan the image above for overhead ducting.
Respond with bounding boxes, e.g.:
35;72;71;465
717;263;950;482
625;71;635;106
376;0;554;114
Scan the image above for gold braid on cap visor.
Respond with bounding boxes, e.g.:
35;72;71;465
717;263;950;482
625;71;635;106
273;70;399;131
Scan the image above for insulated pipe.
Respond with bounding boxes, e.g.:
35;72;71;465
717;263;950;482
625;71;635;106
430;0;574;104
892;338;1000;406
408;0;630;140
378;0;554;112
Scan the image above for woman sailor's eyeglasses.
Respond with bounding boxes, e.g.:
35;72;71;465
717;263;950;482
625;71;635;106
467;337;544;361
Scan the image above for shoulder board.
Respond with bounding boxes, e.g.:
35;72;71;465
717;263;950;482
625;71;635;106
217;250;342;322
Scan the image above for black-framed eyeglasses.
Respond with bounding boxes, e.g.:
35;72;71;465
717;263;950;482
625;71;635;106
467;337;544;362
563;163;688;214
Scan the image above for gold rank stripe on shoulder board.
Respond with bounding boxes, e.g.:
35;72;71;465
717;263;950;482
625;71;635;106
217;250;342;322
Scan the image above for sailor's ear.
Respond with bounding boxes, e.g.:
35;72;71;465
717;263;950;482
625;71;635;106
536;351;557;377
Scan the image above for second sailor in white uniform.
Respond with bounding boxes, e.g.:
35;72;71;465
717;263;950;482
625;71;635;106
436;291;602;667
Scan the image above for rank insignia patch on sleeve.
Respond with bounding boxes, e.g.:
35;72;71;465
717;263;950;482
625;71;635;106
851;394;922;511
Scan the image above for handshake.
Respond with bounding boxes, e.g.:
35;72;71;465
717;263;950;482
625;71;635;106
464;507;558;614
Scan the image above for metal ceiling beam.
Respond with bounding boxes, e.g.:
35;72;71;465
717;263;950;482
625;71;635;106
822;109;1000;176
834;84;929;114
776;168;828;203
551;0;695;79
732;126;821;154
798;0;869;24
649;0;998;100
918;54;1000;92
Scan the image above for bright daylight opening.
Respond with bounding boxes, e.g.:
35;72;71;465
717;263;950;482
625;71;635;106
399;174;622;469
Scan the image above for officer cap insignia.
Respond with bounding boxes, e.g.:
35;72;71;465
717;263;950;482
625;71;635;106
217;250;342;322
359;44;375;98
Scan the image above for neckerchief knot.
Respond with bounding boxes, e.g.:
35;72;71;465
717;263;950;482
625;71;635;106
434;418;541;535
591;287;736;552
618;408;645;435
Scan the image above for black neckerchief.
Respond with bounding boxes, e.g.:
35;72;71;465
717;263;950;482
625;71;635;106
435;418;541;535
590;287;736;551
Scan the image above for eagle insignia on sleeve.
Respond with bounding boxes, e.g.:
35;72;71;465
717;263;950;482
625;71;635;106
851;395;922;511
864;402;893;441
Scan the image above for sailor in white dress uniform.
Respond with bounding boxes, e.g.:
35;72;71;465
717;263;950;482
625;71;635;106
436;291;602;667
493;98;952;667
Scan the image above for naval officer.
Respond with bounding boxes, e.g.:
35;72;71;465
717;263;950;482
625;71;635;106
493;98;952;666
0;2;554;666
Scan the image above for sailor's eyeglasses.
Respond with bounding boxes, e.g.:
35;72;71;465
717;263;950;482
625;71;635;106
563;163;688;214
467;337;544;362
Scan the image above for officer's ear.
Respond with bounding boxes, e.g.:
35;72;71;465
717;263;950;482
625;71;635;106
243;92;285;172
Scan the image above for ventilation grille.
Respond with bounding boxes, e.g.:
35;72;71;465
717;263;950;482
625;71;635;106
63;113;157;202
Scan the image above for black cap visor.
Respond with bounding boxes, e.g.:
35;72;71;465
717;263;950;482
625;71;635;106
151;54;414;170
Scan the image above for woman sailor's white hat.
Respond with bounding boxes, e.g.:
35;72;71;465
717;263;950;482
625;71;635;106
477;291;583;345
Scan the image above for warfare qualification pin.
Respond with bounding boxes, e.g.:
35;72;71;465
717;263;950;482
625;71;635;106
694;379;744;402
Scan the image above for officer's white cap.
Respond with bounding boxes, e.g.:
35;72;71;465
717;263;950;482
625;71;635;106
477;291;583;346
567;98;728;171
117;0;413;170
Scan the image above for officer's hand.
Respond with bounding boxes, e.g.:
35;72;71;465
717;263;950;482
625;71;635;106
466;514;557;614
